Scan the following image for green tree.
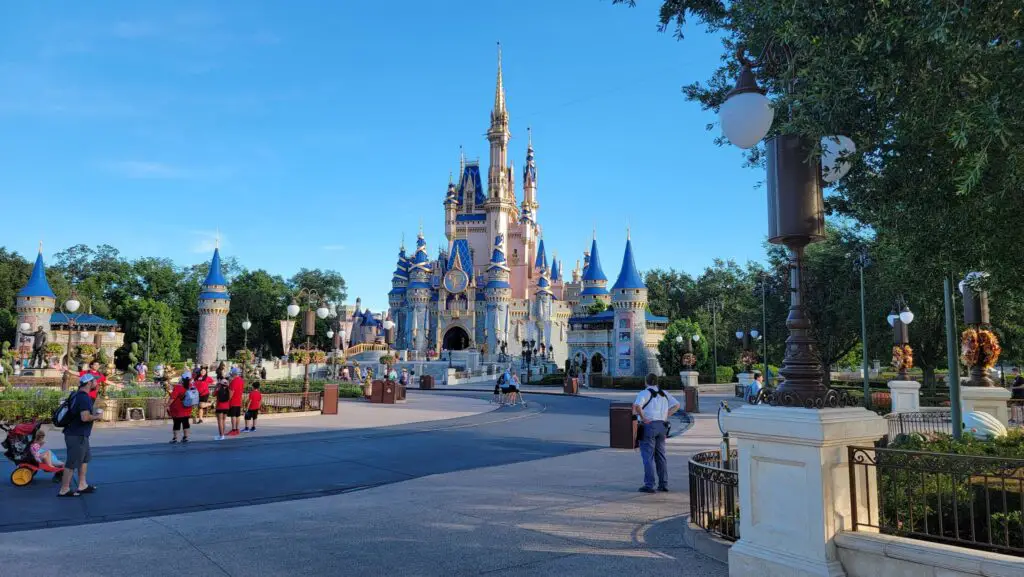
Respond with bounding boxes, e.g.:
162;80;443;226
0;248;30;345
288;268;348;304
643;269;695;320
121;299;181;364
586;300;608;316
656;318;709;375
226;269;292;358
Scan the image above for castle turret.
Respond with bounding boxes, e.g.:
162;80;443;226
579;237;610;312
484;233;512;355
16;244;56;344
522;127;538;215
534;263;554;355
197;248;231;366
389;242;410;349
484;43;516;259
550;256;563;299
534;237;547;271
407;231;433;352
444;175;458;242
611;233;649;376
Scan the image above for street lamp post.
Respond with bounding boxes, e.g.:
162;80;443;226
286;289;329;404
241;316;253;376
887;296;915;381
853;251;872;408
60;291;85;391
755;275;772;384
702;299;723;383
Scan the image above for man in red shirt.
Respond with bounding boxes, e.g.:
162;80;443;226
79;360;108;400
227;367;245;436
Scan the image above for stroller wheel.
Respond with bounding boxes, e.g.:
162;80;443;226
11;466;34;487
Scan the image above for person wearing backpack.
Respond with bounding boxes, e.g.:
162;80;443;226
167;373;195;444
632;373;680;494
57;374;103;497
213;367;231;440
226;367;245;436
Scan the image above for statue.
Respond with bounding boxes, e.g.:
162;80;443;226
30;326;48;369
461;335;467;350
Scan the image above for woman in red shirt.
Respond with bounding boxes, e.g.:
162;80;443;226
166;375;194;443
192;366;213;424
227;367;245;436
213;367;231;441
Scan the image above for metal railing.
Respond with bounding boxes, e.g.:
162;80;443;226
250;392;323;413
689;450;740;541
885;410;953;439
1009;399;1024;426
849;446;1024;555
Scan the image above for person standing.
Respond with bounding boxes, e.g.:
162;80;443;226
227;367;245;436
166;374;193;443
243;382;262;433
213;367;231;440
192;366;213;424
633;373;680;494
58;374;103;497
79;360;107;401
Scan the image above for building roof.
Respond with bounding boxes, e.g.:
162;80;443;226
202;248;228;288
581;239;607;282
485;279;511;289
487;234;510;273
535;238;547;269
49;312;118;327
611;238;646;290
568;310;668;325
408;233;432;273
457;163;486;207
17;251;55;299
447;239;473;272
550;259;561;282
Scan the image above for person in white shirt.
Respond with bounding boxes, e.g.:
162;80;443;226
632;373;680;493
748;372;764;403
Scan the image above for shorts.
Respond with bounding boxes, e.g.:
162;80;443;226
245;409;259;421
227;406;242;417
198;394;210;403
216;407;229;415
172;416;191;431
64;434;91;468
501;386;519;394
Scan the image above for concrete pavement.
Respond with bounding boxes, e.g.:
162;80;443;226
1;393;729;576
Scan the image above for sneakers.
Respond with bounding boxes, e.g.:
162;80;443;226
658;487;669;492
637;486;657;494
214;435;225;441
169;438;178;444
227;430;240;437
181;437;189;444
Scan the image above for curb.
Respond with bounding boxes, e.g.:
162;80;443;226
681;517;733;564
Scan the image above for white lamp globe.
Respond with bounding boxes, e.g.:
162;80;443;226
675;335;683;343
65;298;81;313
886;312;897;327
720;92;774;149
750;329;760;339
327;329;335;339
316;305;330;319
328;303;338;318
242;319;252;331
286;303;300;318
899;308;915;325
107;331;116;339
735;330;744;340
821;135;856;183
692;334;700;342
339;330;346;341
19;322;31;332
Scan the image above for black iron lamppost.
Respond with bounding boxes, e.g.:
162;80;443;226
59;290;85;391
852;251;872;407
754;275;773;384
286;289;329;402
675;333;701;370
886;296;915;381
702;298;723;383
718;47;853;408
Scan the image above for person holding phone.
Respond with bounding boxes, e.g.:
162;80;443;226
58;374;103;497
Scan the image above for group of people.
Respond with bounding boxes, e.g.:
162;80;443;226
493;366;523;405
165;364;263;442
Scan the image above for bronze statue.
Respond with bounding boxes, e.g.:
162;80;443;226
30;326;48;368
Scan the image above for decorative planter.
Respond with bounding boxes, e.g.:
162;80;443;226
100;398;119;422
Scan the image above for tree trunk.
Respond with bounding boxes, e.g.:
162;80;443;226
921;366;935;393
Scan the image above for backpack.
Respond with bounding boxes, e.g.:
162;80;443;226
216;381;231;403
52;392;79;428
183;387;200;408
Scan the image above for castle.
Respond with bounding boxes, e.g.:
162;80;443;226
386;47;667;377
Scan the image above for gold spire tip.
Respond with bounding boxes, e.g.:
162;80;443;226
38;240;43;254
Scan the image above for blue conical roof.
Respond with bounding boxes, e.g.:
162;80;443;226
581;239;607;282
535;239;547;269
551;259;561;282
203;248;228;287
409;233;432;272
18;251;55;298
612;238;645;290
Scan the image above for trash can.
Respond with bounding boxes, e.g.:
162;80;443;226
322;383;339;415
563;377;579;396
609;402;637;449
684;387;699;413
396;383;406;402
419;374;435;390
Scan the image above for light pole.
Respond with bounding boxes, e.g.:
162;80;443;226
754;274;772;384
139;313;165;365
717;46;855;407
886;296;915;381
853;251;871;407
286;289;329;403
241;316;253;376
702;298;723;383
60;291;85;391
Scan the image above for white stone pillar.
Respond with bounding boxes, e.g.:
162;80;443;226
960;386;1011;426
679;370;699;389
886;380;920;413
724;405;886;577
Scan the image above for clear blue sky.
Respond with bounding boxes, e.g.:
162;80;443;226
0;0;768;312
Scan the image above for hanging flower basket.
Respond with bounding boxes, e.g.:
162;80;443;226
961;327;1001;370
891;344;914;372
681;353;697;368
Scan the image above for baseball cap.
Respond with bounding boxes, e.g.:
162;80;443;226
79;373;96;385
230;367;241;376
181;371;192;380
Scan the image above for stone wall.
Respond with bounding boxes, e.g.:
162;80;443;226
835;532;1023;577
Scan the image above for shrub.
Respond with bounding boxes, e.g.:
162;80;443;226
716;366;735;384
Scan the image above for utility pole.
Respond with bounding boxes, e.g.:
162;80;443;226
944;275;963;440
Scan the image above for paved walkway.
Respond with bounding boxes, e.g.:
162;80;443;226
84;391;494;447
1;393;728;576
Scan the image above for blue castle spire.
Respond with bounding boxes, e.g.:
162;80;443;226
18;249;55;299
550;258;561;282
535;238;547;269
581;239;607;282
199;248;230;301
612;235;645;290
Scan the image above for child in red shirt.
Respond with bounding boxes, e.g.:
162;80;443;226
243;382;262;433
79;360;107;400
192;366;213;424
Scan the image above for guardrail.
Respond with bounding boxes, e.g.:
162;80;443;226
885;410;953;439
849;445;1024;556
689;450;740;541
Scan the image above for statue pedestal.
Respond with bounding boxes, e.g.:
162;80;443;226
961;386;1011;426
887;380;920;413
679;370;699;389
725;406;886;577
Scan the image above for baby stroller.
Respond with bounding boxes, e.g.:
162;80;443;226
2;421;65;487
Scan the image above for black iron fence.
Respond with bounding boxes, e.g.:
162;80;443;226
849;446;1024;555
255;392;323;413
885;411;953;439
689;449;740;541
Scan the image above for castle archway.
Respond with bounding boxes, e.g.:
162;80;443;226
442;326;470;351
590;352;605;374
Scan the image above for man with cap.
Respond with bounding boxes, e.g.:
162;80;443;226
79;359;107;401
58;373;103;497
227;367;245;436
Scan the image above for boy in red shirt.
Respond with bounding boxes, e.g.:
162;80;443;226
227;367;245;436
243;382;262;433
79;360;107;400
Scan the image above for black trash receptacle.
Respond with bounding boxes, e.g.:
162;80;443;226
609;402;637;449
419;374;435;390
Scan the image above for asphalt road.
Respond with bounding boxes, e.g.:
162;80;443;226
0;392;615;533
